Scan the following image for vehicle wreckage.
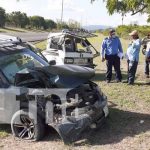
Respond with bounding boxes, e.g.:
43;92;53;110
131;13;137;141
42;28;100;68
0;35;108;144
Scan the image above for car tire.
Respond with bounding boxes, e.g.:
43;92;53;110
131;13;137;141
11;109;45;141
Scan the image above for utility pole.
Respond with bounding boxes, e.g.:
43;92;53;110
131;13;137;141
121;13;125;25
61;0;64;24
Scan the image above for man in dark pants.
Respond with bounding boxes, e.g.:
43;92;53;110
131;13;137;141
126;30;141;85
127;60;138;84
142;33;150;78
101;29;123;83
145;51;150;78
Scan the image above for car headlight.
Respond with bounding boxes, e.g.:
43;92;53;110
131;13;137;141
64;58;74;64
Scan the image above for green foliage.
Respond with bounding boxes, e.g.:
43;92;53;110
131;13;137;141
29;16;46;29
0;6;80;31
7;11;29;28
101;25;150;39
57;20;69;30
45;19;57;30
102;28;110;36
57;19;81;30
68;19;81;29
116;25;150;38
0;7;6;27
91;0;150;21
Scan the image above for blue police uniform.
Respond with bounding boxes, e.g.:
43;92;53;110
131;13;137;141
101;36;123;82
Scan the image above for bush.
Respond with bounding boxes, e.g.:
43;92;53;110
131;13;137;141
116;25;150;39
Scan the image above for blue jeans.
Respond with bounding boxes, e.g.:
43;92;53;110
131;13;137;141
127;60;138;84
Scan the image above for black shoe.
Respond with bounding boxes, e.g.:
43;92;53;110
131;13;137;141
106;80;110;83
115;79;122;83
127;82;134;85
146;75;149;78
122;80;128;83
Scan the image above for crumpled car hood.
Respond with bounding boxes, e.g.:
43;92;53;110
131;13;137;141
37;65;95;88
15;65;95;88
41;65;95;79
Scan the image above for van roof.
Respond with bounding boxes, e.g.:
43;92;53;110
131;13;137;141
48;29;97;39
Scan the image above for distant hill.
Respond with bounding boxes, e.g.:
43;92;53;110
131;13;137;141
83;25;111;31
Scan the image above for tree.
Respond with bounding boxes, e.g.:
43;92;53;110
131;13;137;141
57;20;69;29
29;16;46;29
91;0;150;21
45;19;57;30
0;7;6;27
68;19;81;28
8;11;29;28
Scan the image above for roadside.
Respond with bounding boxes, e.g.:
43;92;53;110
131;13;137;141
0;27;49;33
0;27;49;42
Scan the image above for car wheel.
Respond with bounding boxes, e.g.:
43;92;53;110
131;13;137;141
11;109;45;141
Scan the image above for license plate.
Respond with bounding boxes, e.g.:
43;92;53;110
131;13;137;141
74;59;88;64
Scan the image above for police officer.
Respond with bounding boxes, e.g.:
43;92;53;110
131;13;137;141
142;33;150;78
126;30;141;85
101;29;123;83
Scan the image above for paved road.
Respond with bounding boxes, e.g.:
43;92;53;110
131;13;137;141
0;32;49;42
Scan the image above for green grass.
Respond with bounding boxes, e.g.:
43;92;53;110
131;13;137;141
0;125;10;138
91;34;150;111
35;40;47;50
0;27;27;33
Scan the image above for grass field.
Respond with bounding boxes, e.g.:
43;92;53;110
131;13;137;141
0;34;150;150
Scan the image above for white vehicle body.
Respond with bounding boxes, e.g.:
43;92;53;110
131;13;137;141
42;29;99;68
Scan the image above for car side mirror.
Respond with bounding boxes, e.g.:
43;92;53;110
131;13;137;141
49;60;56;66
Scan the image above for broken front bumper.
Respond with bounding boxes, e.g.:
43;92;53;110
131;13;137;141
49;87;109;144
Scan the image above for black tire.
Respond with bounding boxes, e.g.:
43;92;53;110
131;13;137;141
11;109;45;141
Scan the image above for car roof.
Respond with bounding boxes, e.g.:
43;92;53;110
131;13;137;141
0;34;25;56
0;34;21;44
0;44;26;56
48;29;97;39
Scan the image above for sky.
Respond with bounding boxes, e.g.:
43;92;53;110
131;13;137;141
0;0;149;27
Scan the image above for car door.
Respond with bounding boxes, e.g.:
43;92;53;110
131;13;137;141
0;72;9;123
0;71;20;124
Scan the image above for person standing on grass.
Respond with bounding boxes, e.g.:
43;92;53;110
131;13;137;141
126;30;141;85
142;33;150;78
101;29;123;83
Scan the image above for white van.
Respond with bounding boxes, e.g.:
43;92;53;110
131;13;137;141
42;29;99;68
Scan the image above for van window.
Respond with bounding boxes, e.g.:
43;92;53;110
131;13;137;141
65;38;76;52
50;37;63;50
76;39;89;52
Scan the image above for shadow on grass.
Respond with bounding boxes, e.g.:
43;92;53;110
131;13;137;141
134;82;150;86
93;72;128;82
74;107;150;146
0;124;11;137
0;107;150;145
